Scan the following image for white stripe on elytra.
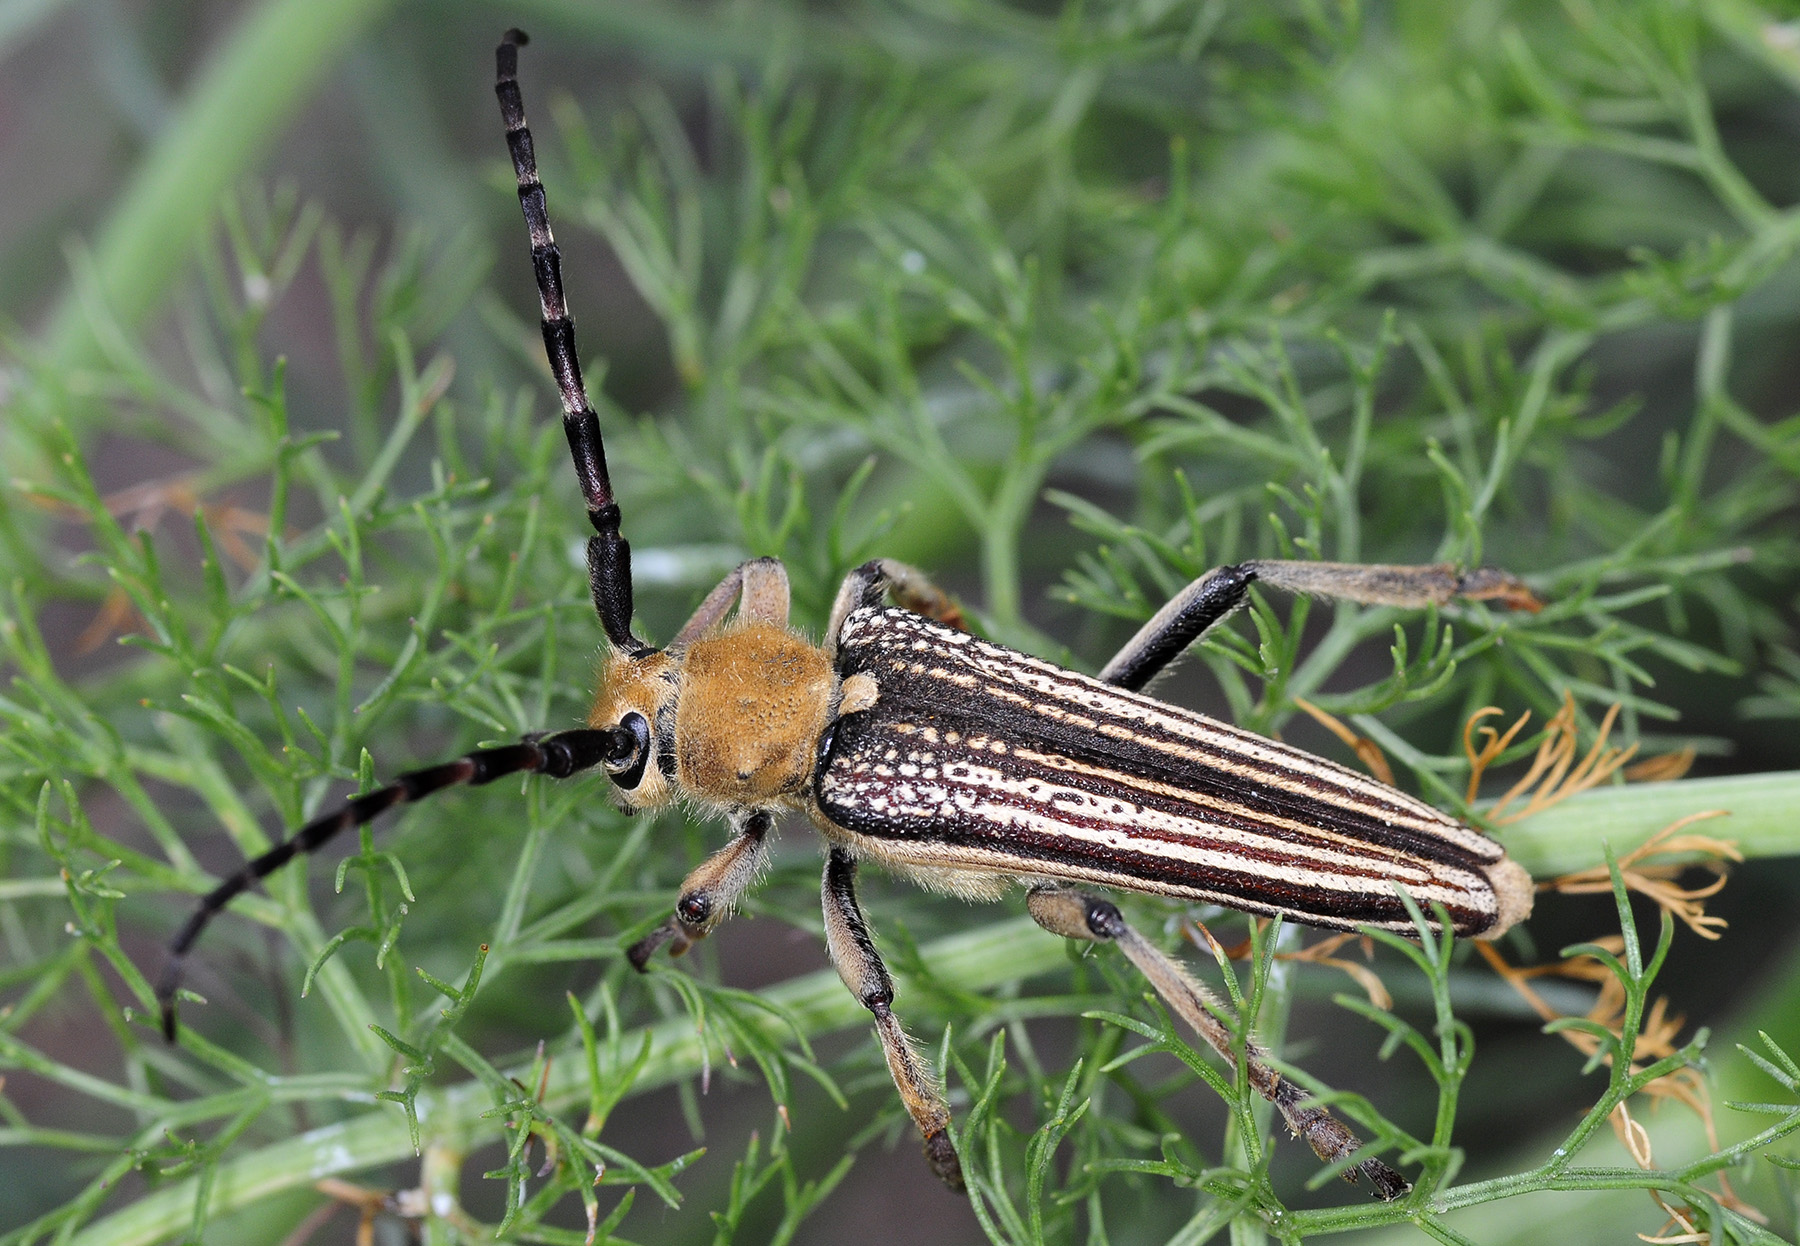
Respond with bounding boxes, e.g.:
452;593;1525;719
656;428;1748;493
820;745;1494;915
823;769;1492;919
865;721;1443;870
852;608;1499;861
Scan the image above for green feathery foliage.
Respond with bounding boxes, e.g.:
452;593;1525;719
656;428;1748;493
4;2;1800;1244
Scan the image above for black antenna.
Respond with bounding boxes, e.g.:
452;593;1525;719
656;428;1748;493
157;729;615;1039
496;29;647;653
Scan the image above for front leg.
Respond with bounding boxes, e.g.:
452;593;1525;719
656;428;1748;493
669;556;792;650
821;847;964;1192
628;808;772;969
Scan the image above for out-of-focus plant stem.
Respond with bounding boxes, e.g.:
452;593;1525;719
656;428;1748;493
35;0;396;387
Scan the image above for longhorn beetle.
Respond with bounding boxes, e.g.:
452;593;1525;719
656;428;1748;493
158;29;1543;1201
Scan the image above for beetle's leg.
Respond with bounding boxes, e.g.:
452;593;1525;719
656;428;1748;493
159;728;617;1041
1099;559;1542;692
668;558;791;651
627;809;772;969
822;847;964;1192
826;559;965;657
1026;885;1411;1201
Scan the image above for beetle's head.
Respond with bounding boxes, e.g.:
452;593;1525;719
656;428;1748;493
588;648;679;812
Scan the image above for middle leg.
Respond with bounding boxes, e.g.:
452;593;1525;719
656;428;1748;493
1063;558;1536;1193
825;558;966;660
821;846;964;1191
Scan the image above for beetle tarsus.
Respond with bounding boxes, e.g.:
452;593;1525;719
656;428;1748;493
626;917;693;970
1272;1077;1412;1200
923;1128;965;1193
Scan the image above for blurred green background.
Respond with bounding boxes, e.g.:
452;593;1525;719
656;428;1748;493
5;1;1800;1243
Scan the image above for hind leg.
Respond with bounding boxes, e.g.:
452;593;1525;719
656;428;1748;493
1099;559;1540;691
1027;884;1410;1200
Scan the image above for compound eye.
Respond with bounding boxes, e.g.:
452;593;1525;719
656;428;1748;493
603;712;652;790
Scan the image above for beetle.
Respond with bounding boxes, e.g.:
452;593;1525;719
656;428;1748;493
157;28;1542;1201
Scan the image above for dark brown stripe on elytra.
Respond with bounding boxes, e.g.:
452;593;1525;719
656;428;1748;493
998;740;1459;872
819;607;1508;936
831;726;1412;876
820;731;1490;896
837;608;1458;843
826;774;1491;932
831;608;1496;870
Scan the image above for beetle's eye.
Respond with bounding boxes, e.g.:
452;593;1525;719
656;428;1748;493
603;712;652;790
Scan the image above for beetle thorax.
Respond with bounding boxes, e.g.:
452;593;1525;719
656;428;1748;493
674;621;835;807
588;621;836;813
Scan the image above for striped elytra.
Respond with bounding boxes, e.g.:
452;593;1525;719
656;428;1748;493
154;36;1544;1206
815;606;1532;939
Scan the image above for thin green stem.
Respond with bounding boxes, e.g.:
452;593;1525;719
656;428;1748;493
1496;773;1800;876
